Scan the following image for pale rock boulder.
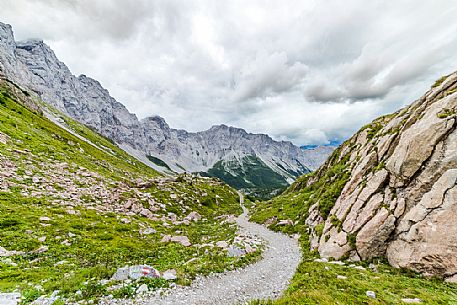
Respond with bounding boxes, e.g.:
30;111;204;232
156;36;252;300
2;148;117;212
304;72;457;277
387;170;457;277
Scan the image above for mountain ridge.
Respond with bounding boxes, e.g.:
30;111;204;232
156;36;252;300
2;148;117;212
0;22;333;193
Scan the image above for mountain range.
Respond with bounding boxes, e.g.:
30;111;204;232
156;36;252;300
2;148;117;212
0;22;333;196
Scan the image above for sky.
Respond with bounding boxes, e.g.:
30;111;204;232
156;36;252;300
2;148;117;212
1;0;457;145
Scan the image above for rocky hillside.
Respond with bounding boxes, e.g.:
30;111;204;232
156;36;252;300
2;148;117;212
252;72;457;281
0;75;263;303
0;22;328;193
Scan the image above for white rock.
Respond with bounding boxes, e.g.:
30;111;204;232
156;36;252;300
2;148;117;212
0;292;21;305
162;269;177;281
366;291;376;299
336;275;347;280
401;298;422;303
136;284;148;294
216;241;229;248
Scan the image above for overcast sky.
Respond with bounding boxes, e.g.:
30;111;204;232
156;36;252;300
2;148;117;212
2;0;457;145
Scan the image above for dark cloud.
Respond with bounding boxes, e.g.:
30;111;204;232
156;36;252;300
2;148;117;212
2;0;457;145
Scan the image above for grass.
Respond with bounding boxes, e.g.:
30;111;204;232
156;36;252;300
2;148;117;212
437;108;456;119
0;80;262;302
249;234;457;304
146;155;172;171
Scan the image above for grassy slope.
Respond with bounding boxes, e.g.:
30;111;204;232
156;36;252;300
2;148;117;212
250;116;457;303
0;81;260;302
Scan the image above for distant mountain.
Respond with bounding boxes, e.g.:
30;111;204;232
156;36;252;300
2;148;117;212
300;144;337;170
300;140;340;150
0;22;330;194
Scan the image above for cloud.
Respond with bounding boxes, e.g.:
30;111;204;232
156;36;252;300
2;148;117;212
232;51;307;102
1;0;457;145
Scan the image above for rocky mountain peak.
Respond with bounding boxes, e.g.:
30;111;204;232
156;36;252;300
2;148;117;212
0;21;333;193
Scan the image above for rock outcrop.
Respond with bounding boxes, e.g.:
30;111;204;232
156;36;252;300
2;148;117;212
0;22;331;188
303;73;457;279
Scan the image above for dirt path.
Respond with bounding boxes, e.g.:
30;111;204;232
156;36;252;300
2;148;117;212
111;192;302;305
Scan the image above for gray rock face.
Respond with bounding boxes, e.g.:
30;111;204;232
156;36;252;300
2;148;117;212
306;72;457;279
0;22;328;184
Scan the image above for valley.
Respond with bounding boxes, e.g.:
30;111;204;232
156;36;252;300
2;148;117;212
0;14;456;305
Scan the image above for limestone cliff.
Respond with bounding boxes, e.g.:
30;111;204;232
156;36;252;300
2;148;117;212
303;72;457;280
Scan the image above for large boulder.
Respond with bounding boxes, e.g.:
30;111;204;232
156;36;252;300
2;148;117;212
304;72;457;277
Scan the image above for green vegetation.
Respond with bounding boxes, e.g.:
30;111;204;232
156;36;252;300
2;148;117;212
251;237;457;304
361;121;383;141
146;155;172;171
432;75;449;88
437;108;456;119
0;81;261;302
0;194;257;300
202;155;291;199
251;147;351;227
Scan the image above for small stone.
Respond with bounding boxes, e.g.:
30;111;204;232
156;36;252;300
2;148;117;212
136;284;148;294
329;261;345;266
0;292;21;305
314;258;328;263
354;265;366;271
120;218;131;224
170;236;192;247
111;267;129;281
61;240;71;246
141;228;156;235
1;258;17;266
336;275;347;280
162;269;177;281
185;211;202;222
216;241;229;248
33;246;48;254
39;216;51;222
227;246;245;257
37;236;46;242
277;219;293;226
445;274;457;283
366;291;376;299
369;263;378;272
161;235;171;243
401;298;422;303
68;232;76;238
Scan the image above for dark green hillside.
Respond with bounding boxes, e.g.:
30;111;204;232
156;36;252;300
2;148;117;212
202;155;290;199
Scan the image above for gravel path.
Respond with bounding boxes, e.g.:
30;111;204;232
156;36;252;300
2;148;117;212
108;193;301;305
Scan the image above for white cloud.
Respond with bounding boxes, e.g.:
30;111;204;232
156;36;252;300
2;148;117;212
1;0;457;145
